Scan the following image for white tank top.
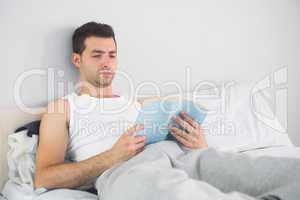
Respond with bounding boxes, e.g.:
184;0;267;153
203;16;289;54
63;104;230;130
62;92;140;162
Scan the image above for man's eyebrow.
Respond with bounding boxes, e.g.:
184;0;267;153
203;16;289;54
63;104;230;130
91;50;117;54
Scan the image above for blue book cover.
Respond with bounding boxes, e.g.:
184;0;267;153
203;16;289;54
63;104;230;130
135;99;207;144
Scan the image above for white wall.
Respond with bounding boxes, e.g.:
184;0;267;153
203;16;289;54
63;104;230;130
0;0;299;145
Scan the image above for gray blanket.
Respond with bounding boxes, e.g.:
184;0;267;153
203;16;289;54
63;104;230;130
94;141;300;200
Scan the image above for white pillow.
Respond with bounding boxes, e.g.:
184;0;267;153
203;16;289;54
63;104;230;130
165;81;293;152
199;83;293;151
6;130;94;193
6;130;37;188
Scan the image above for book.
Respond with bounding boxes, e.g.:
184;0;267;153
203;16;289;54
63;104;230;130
134;99;207;144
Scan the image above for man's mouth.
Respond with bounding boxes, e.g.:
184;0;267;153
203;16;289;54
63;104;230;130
99;71;113;76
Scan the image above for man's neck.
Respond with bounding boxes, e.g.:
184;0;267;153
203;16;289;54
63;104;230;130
77;83;117;99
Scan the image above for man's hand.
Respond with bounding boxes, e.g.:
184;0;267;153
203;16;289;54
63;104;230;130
169;111;207;149
109;124;146;164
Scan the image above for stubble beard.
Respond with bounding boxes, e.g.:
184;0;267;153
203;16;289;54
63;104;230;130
94;74;115;88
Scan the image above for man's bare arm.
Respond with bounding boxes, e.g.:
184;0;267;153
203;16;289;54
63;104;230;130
34;100;116;189
35;147;115;189
34;99;146;190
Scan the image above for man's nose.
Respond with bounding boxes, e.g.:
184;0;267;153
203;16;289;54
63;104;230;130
104;55;112;65
100;61;111;69
101;65;110;70
99;58;110;68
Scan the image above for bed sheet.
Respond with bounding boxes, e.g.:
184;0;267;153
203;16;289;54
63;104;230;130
3;146;300;200
2;180;97;200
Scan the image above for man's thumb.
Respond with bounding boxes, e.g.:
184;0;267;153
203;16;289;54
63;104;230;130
126;124;144;136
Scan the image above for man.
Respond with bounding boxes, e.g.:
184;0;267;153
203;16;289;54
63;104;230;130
34;22;207;190
35;22;300;200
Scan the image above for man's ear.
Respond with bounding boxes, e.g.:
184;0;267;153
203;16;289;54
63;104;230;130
71;53;81;69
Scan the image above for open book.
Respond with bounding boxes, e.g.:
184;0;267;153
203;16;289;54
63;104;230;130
135;99;207;144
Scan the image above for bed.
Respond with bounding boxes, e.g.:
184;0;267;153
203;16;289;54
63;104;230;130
1;84;299;200
2;143;300;200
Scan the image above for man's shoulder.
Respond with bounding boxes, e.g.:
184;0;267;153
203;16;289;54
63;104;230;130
46;98;69;112
43;97;70;124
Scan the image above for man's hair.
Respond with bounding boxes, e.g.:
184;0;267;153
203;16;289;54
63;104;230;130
72;21;116;55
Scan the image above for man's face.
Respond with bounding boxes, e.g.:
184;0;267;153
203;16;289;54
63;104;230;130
73;36;117;88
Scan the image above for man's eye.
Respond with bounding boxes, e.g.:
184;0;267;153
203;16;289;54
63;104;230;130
92;55;101;58
110;55;116;58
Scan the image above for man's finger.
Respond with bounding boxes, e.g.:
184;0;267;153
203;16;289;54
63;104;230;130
180;112;200;129
135;141;146;150
172;132;192;148
134;135;147;143
173;115;195;133
169;126;192;141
